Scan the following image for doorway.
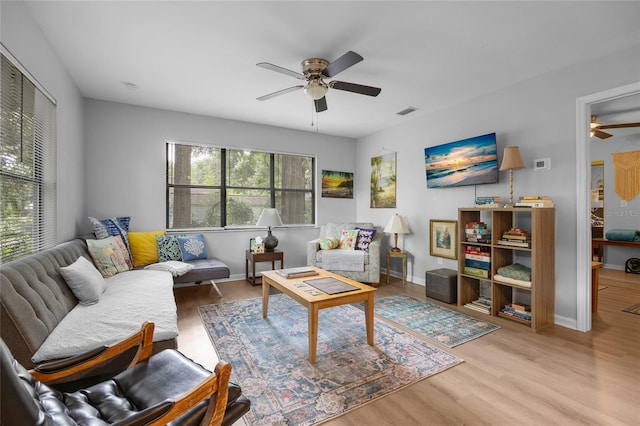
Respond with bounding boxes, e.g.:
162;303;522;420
576;81;640;332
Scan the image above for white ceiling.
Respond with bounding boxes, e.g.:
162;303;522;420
24;1;640;139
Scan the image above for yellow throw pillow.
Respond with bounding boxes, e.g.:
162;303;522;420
128;230;165;267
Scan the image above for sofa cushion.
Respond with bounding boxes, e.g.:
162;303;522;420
339;230;359;250
128;230;165;267
32;270;178;363
59;256;105;306
88;216;131;251
86;236;132;278
157;235;183;262
177;234;208;261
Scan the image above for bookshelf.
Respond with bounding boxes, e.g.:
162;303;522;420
458;207;555;332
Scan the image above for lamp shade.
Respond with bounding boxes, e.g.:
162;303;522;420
256;208;283;227
384;214;410;234
499;146;525;171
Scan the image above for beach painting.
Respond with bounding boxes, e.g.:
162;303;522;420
425;133;499;188
371;152;396;208
322;170;353;198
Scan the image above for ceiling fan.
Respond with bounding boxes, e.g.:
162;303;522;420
256;51;381;113
590;115;640;139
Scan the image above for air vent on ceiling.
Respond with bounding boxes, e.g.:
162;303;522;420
396;106;418;116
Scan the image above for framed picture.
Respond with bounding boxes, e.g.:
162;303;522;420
249;238;256;252
370;152;396;208
322;170;354;198
430;219;457;259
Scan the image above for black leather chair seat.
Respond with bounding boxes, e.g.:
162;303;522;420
1;336;250;426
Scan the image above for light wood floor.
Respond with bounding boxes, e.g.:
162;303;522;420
173;269;640;425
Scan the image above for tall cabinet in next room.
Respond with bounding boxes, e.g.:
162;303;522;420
457;207;556;332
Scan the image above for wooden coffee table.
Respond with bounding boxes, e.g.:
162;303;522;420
261;266;376;364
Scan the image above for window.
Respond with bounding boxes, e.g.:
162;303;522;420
167;142;314;229
1;52;57;262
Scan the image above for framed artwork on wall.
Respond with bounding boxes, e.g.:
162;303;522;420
430;219;457;259
370;152;396;208
321;170;354;198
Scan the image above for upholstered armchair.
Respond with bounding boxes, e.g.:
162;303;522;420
307;222;381;284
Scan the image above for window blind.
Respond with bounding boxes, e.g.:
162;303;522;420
1;53;57;262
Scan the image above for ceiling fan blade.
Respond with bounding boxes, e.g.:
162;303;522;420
598;122;640;130
314;97;328;113
330;80;381;97
256;62;305;80
593;129;613;139
257;85;304;101
323;51;363;77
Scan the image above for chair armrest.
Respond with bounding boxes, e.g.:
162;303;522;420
148;361;232;426
30;322;155;383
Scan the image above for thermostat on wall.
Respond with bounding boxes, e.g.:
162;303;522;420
534;158;551;171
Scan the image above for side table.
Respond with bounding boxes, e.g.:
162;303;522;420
246;250;284;286
386;250;407;286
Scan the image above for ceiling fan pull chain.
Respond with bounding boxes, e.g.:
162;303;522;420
311;100;315;127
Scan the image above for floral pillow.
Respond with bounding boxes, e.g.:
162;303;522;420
86;235;132;278
177;234;208;261
319;237;339;250
355;227;377;251
88;216;131;252
157;235;183;262
339;229;359;250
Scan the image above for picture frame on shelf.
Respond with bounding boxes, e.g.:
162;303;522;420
430;219;458;259
249;238;257;252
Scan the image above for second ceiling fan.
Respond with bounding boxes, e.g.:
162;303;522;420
591;115;640;139
256;51;381;113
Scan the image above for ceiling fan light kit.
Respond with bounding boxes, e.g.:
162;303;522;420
256;51;381;113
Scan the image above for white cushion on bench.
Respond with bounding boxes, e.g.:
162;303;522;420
32;270;178;363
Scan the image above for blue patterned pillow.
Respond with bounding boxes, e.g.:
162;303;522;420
177;234;208;261
355;227;377;251
157;235;183;262
89;216;131;251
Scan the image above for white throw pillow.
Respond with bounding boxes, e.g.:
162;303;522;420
59;256;105;305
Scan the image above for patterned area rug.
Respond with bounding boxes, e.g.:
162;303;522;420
199;294;462;426
372;295;500;347
622;302;640;315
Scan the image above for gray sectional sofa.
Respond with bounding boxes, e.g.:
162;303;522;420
0;237;228;383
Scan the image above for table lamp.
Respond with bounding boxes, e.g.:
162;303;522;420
499;146;525;205
384;213;410;252
256;208;283;251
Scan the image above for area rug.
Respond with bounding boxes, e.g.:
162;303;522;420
198;294;462;426
371;295;500;348
622;302;640;315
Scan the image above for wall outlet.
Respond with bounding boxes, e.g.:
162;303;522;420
437;257;443;265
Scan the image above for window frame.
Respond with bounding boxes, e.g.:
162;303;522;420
166;141;316;230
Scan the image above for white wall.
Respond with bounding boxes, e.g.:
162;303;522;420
1;1;85;241
355;45;640;328
591;135;640;268
83;99;357;276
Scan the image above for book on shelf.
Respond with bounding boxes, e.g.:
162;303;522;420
465;302;490;314
516;196;554;208
497;239;530;248
475;196;502;204
276;267;319;278
509;302;531;313
464;259;491;270
464;266;490;278
498;311;531;325
465;252;491;262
